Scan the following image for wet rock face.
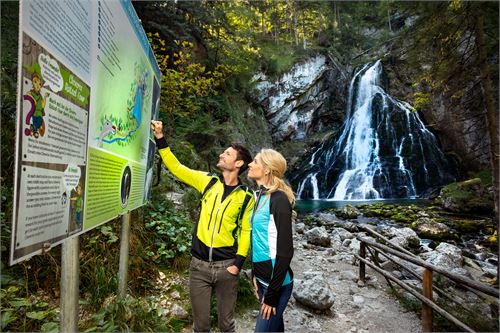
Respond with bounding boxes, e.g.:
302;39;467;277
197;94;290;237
251;55;343;143
292;272;336;310
384;56;493;174
291;61;457;200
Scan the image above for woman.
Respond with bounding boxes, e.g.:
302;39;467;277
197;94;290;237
247;149;295;333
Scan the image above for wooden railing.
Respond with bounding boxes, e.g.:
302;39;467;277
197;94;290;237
354;225;499;332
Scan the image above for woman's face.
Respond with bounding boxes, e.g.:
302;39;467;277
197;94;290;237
247;154;267;181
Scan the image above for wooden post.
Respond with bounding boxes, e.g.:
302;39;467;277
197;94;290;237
60;236;79;333
118;213;131;299
359;241;366;283
422;267;433;332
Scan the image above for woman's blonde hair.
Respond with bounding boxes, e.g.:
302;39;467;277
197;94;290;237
259;149;295;206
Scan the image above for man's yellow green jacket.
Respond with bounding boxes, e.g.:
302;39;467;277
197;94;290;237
157;138;254;269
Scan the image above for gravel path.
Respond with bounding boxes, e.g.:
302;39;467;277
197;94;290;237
235;234;422;333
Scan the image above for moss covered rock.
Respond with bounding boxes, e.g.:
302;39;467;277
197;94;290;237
440;177;494;214
411;217;455;241
336;204;359;219
452;219;486;233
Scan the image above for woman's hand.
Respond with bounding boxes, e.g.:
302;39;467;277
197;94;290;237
150;120;164;139
260;299;276;320
252;277;259;300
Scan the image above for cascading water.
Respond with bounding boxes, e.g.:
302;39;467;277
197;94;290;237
292;60;456;200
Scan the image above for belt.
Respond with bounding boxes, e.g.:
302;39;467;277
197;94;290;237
192;256;235;268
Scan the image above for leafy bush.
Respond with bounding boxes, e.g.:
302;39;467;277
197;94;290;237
144;198;192;267
81;296;173;332
0;273;59;332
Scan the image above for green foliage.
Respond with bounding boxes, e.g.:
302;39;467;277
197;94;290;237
144;197;192;267
235;275;259;312
182;188;202;219
257;40;309;78
81;296;173;332
80;223;121;310
148;35;234;120
1;1;19;191
412;91;431;111
474;170;492;186
0;280;59;332
399;1;499;117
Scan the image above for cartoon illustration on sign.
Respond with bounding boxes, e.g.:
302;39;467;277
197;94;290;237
70;183;83;229
24;72;49;138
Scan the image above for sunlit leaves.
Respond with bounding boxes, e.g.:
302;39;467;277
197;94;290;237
148;34;235;121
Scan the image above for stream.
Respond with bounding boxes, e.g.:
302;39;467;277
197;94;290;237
296;199;498;279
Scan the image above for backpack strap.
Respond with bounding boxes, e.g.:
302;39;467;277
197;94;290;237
237;186;253;222
201;174;219;199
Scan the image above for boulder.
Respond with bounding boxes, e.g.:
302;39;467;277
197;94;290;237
330;233;343;253
305;227;331;247
332;253;356;265
336;204;360;219
295;222;306;234
420;242;463;270
317;212;339;226
331;227;354;241
293;272;335;310
412;217;454;240
386;227;421;248
331;220;359;232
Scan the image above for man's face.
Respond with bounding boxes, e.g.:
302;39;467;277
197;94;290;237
217;147;242;172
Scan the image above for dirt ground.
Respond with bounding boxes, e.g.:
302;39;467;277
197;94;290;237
235;240;422;333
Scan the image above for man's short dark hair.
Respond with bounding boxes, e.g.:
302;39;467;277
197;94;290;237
230;143;252;175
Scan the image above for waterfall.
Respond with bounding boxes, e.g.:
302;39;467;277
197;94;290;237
294;61;456;200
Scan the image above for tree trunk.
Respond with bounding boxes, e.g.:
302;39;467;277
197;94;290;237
301;5;306;49
294;1;299;47
474;11;499;282
387;8;392;32
288;0;293;46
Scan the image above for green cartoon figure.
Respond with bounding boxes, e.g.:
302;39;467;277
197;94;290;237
71;184;83;228
26;72;49;138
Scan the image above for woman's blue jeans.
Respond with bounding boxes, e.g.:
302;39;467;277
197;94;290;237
254;280;293;333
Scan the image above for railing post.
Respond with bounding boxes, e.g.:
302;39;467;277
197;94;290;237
422;267;433;332
359;241;366;283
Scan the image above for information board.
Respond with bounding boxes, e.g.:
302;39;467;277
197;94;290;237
11;0;161;264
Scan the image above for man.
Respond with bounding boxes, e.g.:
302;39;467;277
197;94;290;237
151;120;254;332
